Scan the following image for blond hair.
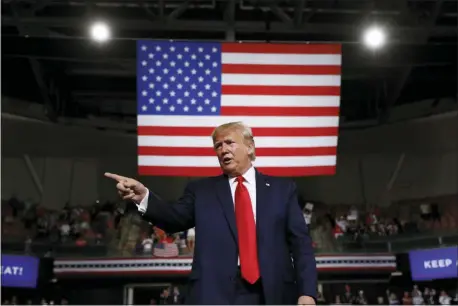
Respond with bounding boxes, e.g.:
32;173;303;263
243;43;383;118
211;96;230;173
211;121;256;161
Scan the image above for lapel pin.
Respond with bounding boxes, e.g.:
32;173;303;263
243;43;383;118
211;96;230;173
266;183;270;187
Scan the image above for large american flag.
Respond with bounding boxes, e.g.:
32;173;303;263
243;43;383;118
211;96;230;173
137;40;341;177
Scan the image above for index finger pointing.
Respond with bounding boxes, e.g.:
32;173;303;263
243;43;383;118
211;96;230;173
104;172;128;182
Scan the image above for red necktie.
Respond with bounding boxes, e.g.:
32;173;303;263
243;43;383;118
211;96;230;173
234;176;260;284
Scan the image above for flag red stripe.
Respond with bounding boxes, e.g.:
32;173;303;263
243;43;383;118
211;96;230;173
222;85;340;96
222;43;342;54
139;166;336;177
138;146;337;157
222;64;341;75
220;106;339;117
137;126;339;137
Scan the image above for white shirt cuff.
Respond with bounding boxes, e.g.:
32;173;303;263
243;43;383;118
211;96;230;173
136;189;149;214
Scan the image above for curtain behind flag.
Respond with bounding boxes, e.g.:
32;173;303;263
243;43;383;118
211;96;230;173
137;41;341;177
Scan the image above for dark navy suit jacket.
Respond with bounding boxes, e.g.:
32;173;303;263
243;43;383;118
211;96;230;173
142;170;317;304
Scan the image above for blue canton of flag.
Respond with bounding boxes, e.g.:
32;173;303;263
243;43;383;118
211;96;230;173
137;41;223;116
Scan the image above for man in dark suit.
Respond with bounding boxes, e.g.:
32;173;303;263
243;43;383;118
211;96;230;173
106;121;317;305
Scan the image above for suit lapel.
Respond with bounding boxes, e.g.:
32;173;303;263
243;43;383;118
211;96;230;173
215;175;238;242
255;170;270;235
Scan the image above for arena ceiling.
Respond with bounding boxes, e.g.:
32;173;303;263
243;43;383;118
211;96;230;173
1;0;457;128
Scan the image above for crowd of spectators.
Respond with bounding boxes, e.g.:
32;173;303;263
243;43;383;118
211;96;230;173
320;283;458;305
2;193;457;257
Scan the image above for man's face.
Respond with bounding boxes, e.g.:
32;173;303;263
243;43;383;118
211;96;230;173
213;128;253;176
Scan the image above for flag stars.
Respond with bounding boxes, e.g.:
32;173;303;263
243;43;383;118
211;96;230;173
141;45;147;51
139;43;222;116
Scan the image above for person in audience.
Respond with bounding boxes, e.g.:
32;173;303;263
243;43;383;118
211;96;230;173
402;291;412;305
439;290;452;305
412;285;424;305
142;234;154;254
389;293;400;305
186;227;195;253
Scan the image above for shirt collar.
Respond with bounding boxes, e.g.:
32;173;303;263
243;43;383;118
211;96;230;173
228;166;256;185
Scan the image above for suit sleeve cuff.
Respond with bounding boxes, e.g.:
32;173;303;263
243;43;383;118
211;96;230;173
136;189;149;214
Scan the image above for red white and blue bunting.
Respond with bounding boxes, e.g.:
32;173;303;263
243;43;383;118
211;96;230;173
54;254;396;275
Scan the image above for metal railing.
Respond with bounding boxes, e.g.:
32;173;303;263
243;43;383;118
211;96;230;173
2;231;457;258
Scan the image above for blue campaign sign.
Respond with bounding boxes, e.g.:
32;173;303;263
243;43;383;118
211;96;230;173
409;246;458;281
1;254;39;288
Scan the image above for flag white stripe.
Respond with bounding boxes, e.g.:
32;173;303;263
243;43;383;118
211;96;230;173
222;74;341;86
139;156;337;167
138;136;338;148
222;53;341;66
221;95;340;107
137;115;339;127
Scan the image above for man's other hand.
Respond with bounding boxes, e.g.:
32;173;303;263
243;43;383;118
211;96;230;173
298;295;316;305
104;172;147;203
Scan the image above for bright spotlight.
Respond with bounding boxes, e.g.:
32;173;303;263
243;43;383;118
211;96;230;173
363;26;386;49
90;21;111;42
